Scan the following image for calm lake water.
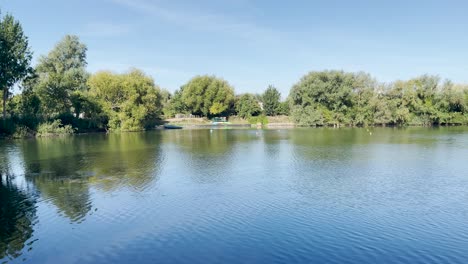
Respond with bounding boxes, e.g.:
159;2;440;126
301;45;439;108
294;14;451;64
1;127;468;264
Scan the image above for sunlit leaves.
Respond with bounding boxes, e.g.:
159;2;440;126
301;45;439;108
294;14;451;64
88;69;163;131
181;75;235;116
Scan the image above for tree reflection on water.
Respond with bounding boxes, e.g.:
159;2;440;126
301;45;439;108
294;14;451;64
0;174;37;262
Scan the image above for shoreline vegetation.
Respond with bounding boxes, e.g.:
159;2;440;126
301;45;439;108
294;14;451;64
1;13;468;139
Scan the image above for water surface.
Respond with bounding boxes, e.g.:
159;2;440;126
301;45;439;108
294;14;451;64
1;127;468;263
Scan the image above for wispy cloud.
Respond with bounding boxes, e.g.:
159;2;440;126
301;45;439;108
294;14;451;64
107;0;280;42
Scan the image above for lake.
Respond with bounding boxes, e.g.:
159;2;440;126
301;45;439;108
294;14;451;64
1;127;468;264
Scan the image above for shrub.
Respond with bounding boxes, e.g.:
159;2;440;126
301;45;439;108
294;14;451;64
36;120;74;137
0;118;16;136
291;106;324;126
12;126;35;139
248;115;269;125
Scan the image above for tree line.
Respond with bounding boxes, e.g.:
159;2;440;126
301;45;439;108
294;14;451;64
1;12;467;137
290;71;468;127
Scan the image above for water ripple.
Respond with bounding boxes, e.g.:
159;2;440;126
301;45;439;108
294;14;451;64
1;128;468;263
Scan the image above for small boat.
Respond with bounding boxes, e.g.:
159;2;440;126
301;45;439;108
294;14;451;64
163;124;183;129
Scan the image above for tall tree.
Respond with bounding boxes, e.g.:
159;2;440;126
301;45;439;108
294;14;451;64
163;88;186;117
0;12;33;120
181;75;235;116
349;72;376;126
34;35;88;116
262;85;281;116
236;93;261;118
289;70;357;126
88;69;163;131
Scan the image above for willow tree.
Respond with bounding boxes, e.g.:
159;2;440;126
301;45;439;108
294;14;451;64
88;69;163;131
181;75;235;116
0;12;33;120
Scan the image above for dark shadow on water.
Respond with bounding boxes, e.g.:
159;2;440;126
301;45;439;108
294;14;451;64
0;174;37;262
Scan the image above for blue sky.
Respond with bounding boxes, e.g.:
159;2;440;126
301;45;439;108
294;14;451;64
1;0;467;96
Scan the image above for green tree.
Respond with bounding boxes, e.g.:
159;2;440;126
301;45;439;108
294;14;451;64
384;80;413;125
277;101;290;116
163;88;187;117
291;105;325;126
349;73;376;126
436;82;467;125
236;93;261;118
0;12;33;120
406;75;440;125
159;89;173;117
34;35;88;116
69;90;105;130
88;69;163;131
262;85;281;116
181;75;235;116
10;91;40;116
439;82;466;113
289;70;360;126
383;76;441;126
370;86;393;125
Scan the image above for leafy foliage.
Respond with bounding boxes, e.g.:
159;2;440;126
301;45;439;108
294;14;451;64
248;115;269;125
290;71;468;126
262;85;281;116
277;101;290;116
236;93;261;118
163;88;187;117
0;12;33;119
88;69;163;131
34;35;88;116
10;126;31;138
36;120;74;137
180;75;235;116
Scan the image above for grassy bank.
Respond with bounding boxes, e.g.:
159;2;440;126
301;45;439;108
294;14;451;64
163;115;295;128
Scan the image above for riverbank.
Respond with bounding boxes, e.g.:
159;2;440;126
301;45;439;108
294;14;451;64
2;116;468;139
163;115;296;129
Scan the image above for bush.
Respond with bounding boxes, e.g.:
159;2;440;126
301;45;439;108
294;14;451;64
0;118;16;136
0;117;41;138
36;120;75;137
447;112;468;125
278;101;290;116
409;114;433;126
291;106;324;126
248;115;269;125
12;126;35;139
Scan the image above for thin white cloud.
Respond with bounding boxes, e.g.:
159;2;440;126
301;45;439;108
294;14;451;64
107;0;280;42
